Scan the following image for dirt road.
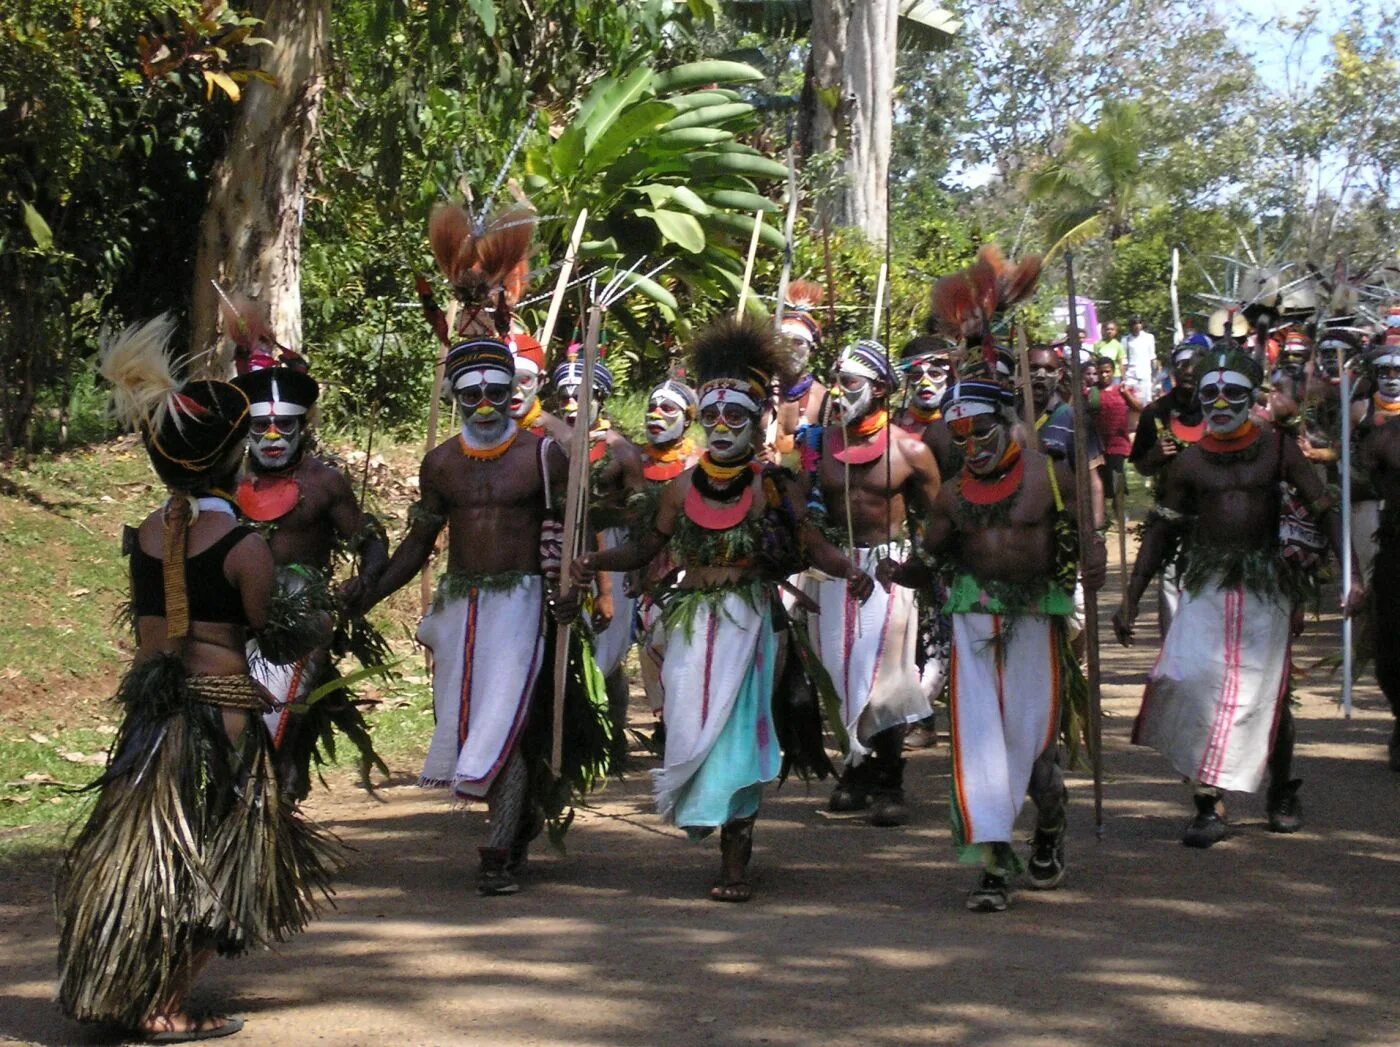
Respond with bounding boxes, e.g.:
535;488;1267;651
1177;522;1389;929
3;596;1398;1046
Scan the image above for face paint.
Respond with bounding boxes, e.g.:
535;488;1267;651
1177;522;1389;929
1374;355;1400;402
646;391;688;445
454;366;513;446
902;354;949;409
1197;368;1255;434
830;371;874;426
557;380;603;428
698;384;760;462
953;418;1010;476
249;414;304;471
1028;355;1060;406
509;366;541;421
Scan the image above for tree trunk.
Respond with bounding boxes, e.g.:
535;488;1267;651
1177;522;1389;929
800;0;895;245
841;0;896;244
190;0;330;373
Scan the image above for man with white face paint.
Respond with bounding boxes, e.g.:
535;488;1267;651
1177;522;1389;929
880;380;1103;912
364;336;600;896
232;360;389;801
633;379;700;725
572;316;868;903
772;279;829;457
550;354;644;767
507;330;562;439
802;339;941;825
1115;341;1364;846
1355;319;1400;769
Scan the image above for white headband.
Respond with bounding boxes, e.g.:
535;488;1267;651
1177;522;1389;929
452;365;513;392
650;387;691;413
698;381;761;415
1201;369;1253;389
942;400;997;423
836;355;879;381
248;377;309;419
1372;352;1400;369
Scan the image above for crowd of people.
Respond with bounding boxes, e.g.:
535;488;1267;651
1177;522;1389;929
52;211;1398;1041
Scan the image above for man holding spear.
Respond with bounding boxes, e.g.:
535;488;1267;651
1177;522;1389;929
881;248;1105;913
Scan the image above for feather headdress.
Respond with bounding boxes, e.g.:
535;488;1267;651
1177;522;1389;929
690;314;802;397
215;290;306;375
100;314;183;435
428;202;536;339
930;245;1041;380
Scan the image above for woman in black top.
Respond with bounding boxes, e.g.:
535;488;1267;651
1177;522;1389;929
56;316;338;1043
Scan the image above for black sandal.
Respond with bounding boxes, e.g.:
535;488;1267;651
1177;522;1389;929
142;1015;245;1043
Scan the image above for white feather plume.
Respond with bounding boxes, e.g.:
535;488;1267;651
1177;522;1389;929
99;314;180;434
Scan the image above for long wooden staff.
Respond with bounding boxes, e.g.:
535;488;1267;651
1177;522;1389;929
1170;246;1184;344
1064;252;1105;836
768;141;800;452
871;262;887;341
419;298;459;618
538;210;589;350
736;210;766;317
553;304;601;774
1338;341;1354;719
1015;324;1037;432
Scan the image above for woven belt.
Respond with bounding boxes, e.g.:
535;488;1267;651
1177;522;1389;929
187;674;270;710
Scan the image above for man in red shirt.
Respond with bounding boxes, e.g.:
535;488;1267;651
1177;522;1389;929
1092;355;1134;498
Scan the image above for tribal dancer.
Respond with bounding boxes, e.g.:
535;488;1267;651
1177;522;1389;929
58;317;338;1040
508;328;563;439
773;279;828;456
551;352;644;764
882;379;1103;912
226;327;389;802
805;340;940;824
364;203;607;895
1355;326;1400;769
1129;341;1206;635
573;316;870;902
634;378;701;724
1114;341;1362;844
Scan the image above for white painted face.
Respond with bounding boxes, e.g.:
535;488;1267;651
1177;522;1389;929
509;363;541;420
646;388;689;445
454;366;514;446
699;383;759;462
781;321;814;375
953;417;1010;477
249;414;304;471
903;353;949;410
557;380;602;428
1197;368;1255;435
1374;353;1400;402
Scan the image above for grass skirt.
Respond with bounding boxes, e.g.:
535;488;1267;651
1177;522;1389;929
56;655;341;1027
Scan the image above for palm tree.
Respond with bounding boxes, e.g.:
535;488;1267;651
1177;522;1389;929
1029;99;1157;260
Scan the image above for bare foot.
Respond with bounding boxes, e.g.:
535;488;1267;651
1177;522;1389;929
138;1013;244;1042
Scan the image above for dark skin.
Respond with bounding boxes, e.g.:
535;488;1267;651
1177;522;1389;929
1028;347;1106;527
571;447;873;894
817;387;942;548
249;454;388;611
881;426;1106;593
132;485;276;1038
1113;422;1363;645
365;430;569;606
1132;354;1201;478
1356;406;1400;507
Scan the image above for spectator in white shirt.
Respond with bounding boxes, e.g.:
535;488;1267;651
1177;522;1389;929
1121;315;1157;425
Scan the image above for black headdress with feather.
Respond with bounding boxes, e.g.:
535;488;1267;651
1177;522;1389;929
689;315;802;403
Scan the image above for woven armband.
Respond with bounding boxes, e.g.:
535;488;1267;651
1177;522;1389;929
407;500;447;532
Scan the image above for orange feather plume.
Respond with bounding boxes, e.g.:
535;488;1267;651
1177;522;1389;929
784;278;826;312
428;202;536;337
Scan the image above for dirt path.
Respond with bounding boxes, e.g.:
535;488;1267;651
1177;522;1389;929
3;586;1398;1046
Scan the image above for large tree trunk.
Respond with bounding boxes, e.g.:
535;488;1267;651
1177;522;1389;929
190;0;330;372
841;0;896;244
799;0;895;245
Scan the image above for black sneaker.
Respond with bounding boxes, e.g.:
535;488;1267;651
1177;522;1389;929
1181;794;1227;849
966;871;1011;913
828;764;873;812
1027;821;1067;889
1266;778;1303;834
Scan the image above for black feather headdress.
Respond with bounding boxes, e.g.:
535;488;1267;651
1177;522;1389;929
689;315;802;398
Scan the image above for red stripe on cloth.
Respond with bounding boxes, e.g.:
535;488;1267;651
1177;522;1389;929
948;637;975;841
701;612;718;727
460;599;545;792
1043;622;1061;752
1199;586;1243;783
457;588;480;751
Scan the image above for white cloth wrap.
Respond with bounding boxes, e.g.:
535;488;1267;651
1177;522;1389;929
1352;498;1381;580
1133;578;1290;792
948;613;1060;846
249;641;324;746
804;542;930;762
653;592;770;824
416;576;545;798
638;594;668;714
592;526;638;679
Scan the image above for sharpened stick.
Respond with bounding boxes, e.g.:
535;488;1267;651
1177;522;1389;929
1339;342;1354;719
871;262;887;341
736;210;766;317
553;305;602;774
1065;253;1106;837
538;210;589;352
420;300;459;621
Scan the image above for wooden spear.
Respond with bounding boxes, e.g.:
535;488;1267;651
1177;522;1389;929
538;210;589;351
420;299;459;619
1338;341;1354;719
1064;252;1106;836
553;304;601;774
736;210;766;317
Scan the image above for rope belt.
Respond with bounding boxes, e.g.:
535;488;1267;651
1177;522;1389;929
187;674;270;710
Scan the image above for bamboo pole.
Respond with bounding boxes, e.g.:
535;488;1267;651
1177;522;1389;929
1064;252;1105;836
1339;342;1354;719
871;262;887;341
553;305;601;773
1170;246;1183;345
538;210;589;351
736;210;766;317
